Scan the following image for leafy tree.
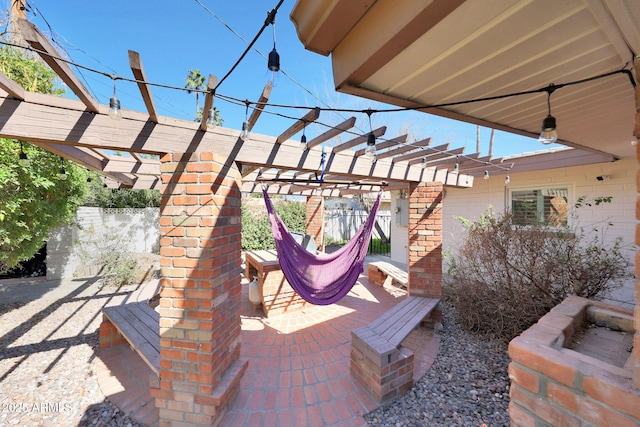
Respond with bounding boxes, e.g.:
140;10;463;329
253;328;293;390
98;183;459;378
82;176;160;208
0;46;90;273
241;198;306;251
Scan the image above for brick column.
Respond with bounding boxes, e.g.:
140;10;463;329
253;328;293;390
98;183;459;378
407;182;443;298
634;56;640;390
305;195;324;251
154;152;247;426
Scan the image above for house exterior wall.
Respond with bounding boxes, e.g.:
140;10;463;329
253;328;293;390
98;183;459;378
441;158;636;309
390;191;408;264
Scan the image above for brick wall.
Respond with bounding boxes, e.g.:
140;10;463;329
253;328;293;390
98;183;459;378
407;182;442;298
305;195;324;251
155;152;247;426
509;296;640;426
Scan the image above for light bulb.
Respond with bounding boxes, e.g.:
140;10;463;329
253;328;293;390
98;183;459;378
19;150;29;167
58;167;67;180
538;115;557;144
268;47;280;72
109;96;122;120
484;170;489;180
505;175;510;184
240;120;251;141
421;157;427;169
453;162;459;172
365;145;376;162
300;134;307;150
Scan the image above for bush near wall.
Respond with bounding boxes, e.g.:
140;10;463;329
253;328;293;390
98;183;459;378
444;209;633;342
242;198;306;251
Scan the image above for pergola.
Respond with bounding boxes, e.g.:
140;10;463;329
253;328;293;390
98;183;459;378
0;20;507;196
0;18;479;425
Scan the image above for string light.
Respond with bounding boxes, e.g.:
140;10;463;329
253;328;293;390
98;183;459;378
240;100;251;141
484;170;489;180
421;157;427;169
505;175;510;184
108;75;122;120
538;84;557;144
19;142;29;167
58;157;67;180
267;13;280;73
207;108;217;127
300;119;307;150
364;109;376;162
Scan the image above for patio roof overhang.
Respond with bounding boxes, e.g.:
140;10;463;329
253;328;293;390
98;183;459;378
0;18;487;194
290;0;640;160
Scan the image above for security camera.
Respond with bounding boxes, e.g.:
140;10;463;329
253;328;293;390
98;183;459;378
596;175;610;181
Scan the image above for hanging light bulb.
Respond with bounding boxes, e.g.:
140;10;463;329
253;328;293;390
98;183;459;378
240;101;251;141
58;167;67;180
365;132;376;161
453;162;459;172
300;120;308;150
108;76;122;120
364;109;376;162
421;157;428;169
484;170;489;180
19;142;29;167
268;16;280;72
538;85;557;144
505;175;510;184
631;130;638;146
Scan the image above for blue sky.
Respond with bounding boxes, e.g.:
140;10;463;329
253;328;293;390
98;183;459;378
8;0;545;158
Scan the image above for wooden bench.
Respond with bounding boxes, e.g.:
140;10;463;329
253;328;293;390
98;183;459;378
351;296;440;404
99;301;160;375
368;260;408;287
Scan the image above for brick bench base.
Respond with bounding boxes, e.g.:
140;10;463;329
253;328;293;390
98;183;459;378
351;296;440;404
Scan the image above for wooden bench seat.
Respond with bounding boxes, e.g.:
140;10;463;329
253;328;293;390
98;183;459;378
368;260;408;287
100;301;160;374
351;296;440;404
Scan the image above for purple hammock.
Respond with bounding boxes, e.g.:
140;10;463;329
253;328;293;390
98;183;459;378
263;189;382;305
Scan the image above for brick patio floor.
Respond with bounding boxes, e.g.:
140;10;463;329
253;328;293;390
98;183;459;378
95;262;441;426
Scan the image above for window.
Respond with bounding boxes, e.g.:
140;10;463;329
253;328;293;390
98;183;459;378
510;187;569;226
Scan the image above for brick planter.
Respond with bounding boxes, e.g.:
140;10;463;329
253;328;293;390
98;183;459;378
509;296;640;426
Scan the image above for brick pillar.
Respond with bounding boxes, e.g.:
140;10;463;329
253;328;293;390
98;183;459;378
155;152;247;426
306;195;324;251
407;182;443;298
634;56;640;390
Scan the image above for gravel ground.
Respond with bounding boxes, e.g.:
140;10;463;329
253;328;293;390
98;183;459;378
0;277;146;427
365;305;511;427
1;277;511;427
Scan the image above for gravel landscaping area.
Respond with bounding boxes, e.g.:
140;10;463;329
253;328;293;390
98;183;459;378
0;277;510;426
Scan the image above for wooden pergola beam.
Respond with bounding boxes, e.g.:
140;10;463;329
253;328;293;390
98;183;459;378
276;107;321;144
128;50;158;123
18;19;99;113
376;137;431;160
0;71;24;100
0;91;473;187
333;126;387;152
392;143;448;163
247;81;272;132
306;116;357;149
200;75;217;131
407;147;465;166
354;134;408;156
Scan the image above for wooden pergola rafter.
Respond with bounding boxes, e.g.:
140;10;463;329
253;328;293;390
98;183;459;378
3;19;482;195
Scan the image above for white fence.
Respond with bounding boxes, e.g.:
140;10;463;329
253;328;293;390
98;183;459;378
47;207;159;279
324;210;391;242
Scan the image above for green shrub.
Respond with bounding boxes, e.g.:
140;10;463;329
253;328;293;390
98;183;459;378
241;198;306;251
444;208;633;342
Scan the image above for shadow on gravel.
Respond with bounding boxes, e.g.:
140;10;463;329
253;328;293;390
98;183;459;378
0;277;140;382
